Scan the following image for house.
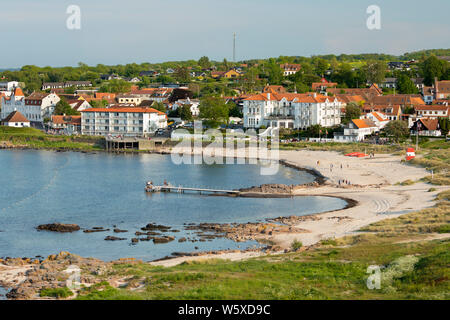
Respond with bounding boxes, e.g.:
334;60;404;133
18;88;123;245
42;81;91;90
100;74;122;81
25;92;61;119
66;99;92;112
211;69;241;79
117;94;143;105
49;115;81;135
334;119;378;142
81;107;168;137
388;62;410;71
414;105;449;118
363;104;402;121
368;94;425;107
262;85;286;94
171;98;200;117
327;84;383;101
243;92;342;129
312;78;337;93
410;118;441;137
361;112;390;129
280;63;301;76
434;79;450;100
139;71;158;77
0;81;20;92
412;78;424;92
1;87;26;121
166;68;175;74
1;111;30;128
380;78;397;89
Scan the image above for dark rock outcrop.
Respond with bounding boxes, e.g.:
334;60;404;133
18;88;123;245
36;224;80;233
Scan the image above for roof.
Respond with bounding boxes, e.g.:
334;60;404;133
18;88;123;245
81;107;167;116
280;63;301;71
436;80;450;93
243;92;338;103
2;111;29;123
51;115;81;125
414;105;449;112
351;119;376;129
369;94;425;106
25;92;50;101
418;118;439;131
13;87;24;97
262;85;286;94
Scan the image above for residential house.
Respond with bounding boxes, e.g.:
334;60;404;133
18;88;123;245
25;92;61;119
0;81;19;92
412;78;425;92
312;78;337;93
368;94;425;107
100;74;122;81
363;104;402;121
410;118;441;137
49;115;81;135
327;84;383;101
280;63;301;76
81;107;168;137
1;111;30;128
243;92;342;129
380;78;397;90
414;105;449;118
334;119;378;143
262;85;287;94
171;98;200;117
361;112;390;129
42;81;91;90
117;94;143;105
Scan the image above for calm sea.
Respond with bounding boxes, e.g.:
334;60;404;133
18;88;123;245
0;150;346;261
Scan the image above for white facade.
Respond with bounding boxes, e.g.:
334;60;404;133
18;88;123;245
0;81;19;91
81;108;168;137
0;89;32;121
172;98;200;117
243;93;342;129
334;120;378;143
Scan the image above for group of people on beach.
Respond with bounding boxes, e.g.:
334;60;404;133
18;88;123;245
338;179;351;186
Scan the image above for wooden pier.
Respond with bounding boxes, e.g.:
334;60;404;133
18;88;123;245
145;185;240;196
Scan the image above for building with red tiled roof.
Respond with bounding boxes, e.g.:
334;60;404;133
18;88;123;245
280;63;301;76
49;115;81;134
327;84;382;101
410;118;442;137
243;92;342;129
334;118;378;143
80;107;168;137
1;111;30;127
312;78;338;93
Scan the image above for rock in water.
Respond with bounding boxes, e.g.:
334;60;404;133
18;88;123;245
36;223;80;233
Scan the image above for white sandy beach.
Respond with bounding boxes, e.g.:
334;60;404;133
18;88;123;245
151;149;448;267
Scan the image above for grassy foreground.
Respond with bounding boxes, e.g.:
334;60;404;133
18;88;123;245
74;191;449;300
0;127;104;151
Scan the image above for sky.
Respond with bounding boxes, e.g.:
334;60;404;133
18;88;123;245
1;0;449;68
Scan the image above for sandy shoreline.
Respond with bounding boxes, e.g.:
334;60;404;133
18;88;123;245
1;149;448;290
151;149;447;266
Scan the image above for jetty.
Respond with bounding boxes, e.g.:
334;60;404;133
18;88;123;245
145;184;240;196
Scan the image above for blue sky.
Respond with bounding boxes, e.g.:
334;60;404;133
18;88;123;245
1;0;449;68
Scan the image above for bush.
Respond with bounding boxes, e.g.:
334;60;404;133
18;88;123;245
40;287;73;299
291;240;303;251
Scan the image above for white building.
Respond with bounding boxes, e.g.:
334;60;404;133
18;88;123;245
81;107;168;137
171;98;200;117
1;88;29;121
361;111;390;129
243;92;342;129
25;92;61;120
0;81;20;92
334;119;378;142
1;111;30;128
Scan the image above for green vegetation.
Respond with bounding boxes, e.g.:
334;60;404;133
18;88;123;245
291;239;303;251
54;98;80;116
0;127;104;151
40;287;73;299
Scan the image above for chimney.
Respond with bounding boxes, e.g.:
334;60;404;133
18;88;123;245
267;93;270;100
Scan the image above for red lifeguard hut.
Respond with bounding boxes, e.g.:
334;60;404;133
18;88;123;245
406;148;416;161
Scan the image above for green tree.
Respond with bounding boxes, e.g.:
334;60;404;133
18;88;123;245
179;105;193;121
228;102;243;118
198;56;211;69
99;79;131;93
175;67;190;83
363;61;387;85
439;118;449;136
384;120;409;142
422;56;447;85
397;74;418;94
343;103;361;124
199;97;229;127
152;102;167;113
54;98;80;116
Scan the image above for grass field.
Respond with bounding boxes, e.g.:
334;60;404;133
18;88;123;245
0;127;104;151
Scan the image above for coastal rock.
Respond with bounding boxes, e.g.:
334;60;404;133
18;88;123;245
36;223;80;233
113;228;128;233
104;236;127;241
